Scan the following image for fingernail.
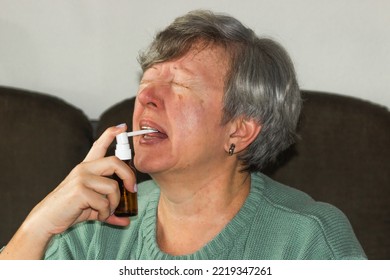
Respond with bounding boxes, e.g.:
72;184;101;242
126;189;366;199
116;123;126;128
133;184;138;193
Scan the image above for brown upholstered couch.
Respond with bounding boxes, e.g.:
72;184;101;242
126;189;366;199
1;85;389;259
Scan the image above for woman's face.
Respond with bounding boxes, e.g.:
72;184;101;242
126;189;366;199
132;44;231;178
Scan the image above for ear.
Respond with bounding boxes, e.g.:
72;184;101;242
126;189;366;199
224;117;261;155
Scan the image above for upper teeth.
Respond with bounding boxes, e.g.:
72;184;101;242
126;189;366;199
141;126;158;132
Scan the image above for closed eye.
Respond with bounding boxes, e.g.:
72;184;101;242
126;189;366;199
172;81;190;89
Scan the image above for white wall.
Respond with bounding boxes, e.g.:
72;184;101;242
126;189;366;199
1;0;389;119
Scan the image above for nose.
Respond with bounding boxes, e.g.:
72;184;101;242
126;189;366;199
136;83;165;110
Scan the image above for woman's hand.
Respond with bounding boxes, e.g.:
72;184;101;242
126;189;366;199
0;124;135;259
30;124;135;234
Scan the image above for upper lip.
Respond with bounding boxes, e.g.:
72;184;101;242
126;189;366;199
139;120;167;135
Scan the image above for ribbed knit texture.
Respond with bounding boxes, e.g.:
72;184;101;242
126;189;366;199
44;173;366;260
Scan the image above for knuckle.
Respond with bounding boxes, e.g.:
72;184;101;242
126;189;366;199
106;178;119;193
101;198;110;209
107;155;120;164
92;139;104;149
70;179;86;195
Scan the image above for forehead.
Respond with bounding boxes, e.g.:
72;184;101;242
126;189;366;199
147;43;230;80
182;43;229;68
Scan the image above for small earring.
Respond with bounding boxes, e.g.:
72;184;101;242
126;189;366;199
228;143;236;156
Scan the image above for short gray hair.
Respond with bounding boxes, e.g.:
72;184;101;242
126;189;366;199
138;10;302;172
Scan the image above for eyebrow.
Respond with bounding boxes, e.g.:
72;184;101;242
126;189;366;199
142;61;198;81
172;65;195;76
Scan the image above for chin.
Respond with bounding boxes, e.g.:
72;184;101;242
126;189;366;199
134;156;165;175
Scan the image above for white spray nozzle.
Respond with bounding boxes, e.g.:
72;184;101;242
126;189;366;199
127;129;158;137
115;130;158;160
115;132;131;160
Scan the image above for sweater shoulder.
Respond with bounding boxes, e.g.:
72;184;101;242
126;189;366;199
254;172;344;216
249;173;366;259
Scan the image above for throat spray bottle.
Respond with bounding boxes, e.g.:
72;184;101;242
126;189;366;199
114;132;138;217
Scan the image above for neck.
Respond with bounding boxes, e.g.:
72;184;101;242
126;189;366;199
154;167;251;255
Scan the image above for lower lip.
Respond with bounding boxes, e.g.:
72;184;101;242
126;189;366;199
138;134;167;145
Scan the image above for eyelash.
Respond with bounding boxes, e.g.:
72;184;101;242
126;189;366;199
172;81;189;89
138;78;190;90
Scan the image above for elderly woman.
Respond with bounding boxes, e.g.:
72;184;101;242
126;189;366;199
1;10;365;259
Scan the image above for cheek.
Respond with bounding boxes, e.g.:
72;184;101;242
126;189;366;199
173;97;206;131
171;97;223;144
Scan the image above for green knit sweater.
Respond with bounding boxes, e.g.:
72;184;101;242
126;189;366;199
44;173;366;260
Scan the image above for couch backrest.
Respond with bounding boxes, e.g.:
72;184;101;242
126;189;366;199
0;86;93;246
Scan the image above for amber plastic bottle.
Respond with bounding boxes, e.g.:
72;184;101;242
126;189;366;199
113;132;138;217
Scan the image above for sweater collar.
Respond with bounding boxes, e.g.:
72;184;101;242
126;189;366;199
140;173;264;259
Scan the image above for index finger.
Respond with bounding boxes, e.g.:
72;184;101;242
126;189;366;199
84;124;127;162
